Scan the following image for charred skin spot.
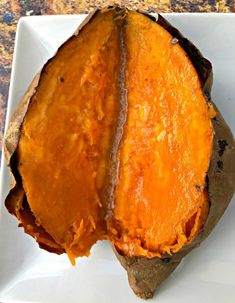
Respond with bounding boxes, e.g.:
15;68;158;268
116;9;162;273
218;140;228;157
217;160;223;171
161;257;171;263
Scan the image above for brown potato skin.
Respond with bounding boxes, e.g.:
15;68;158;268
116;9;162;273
114;13;235;299
4;7;235;299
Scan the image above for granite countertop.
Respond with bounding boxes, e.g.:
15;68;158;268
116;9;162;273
0;0;234;160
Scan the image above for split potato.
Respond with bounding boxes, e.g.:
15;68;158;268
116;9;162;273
4;6;235;299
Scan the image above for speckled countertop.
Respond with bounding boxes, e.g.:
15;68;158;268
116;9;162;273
0;0;234;160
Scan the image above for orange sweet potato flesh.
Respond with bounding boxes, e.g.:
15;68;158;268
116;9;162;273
17;10;121;261
12;9;214;264
108;12;213;257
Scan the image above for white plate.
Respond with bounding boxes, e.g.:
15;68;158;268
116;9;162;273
0;13;235;303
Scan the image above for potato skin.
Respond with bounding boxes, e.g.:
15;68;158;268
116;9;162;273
3;7;235;299
114;13;235;299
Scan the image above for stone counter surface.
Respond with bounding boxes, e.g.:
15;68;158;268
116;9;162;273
0;0;234;160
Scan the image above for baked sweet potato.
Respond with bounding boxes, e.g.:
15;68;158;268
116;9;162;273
4;6;235;299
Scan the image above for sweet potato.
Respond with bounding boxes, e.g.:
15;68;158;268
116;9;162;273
4;6;235;298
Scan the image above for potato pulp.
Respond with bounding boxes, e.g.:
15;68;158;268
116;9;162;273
17;9;213;262
18;10;121;260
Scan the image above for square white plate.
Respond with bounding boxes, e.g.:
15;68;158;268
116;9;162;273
0;13;235;303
